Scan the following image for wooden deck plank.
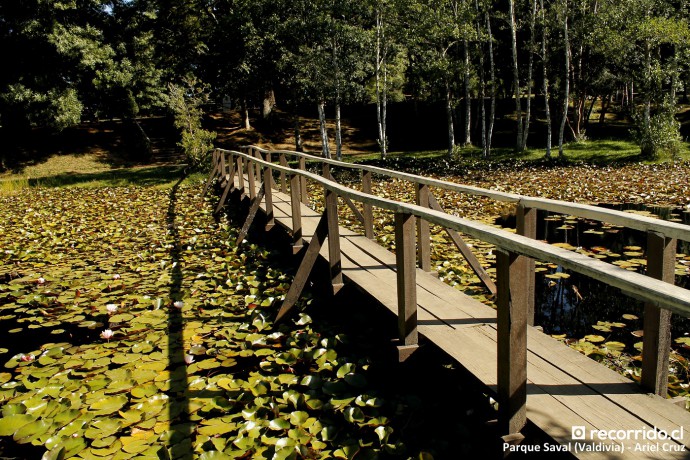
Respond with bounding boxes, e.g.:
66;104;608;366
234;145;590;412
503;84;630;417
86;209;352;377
227;179;690;458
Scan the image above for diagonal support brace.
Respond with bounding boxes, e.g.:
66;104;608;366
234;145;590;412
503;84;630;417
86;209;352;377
275;212;329;323
235;183;266;246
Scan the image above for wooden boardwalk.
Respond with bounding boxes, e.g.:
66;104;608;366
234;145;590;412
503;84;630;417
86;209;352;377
207;147;690;459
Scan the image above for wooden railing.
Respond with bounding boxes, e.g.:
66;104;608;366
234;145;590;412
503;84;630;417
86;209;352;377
204;146;690;436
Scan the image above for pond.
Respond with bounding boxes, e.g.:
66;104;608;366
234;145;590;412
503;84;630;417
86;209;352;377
496;203;690;342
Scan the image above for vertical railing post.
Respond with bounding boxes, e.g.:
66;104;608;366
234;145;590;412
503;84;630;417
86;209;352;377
516;203;537;325
290;173;303;253
236;156;245;196
325;186;343;293
219;150;226;184
641;231;675;397
279;152;288;194
395;212;418;361
299;157;308;205
362;170;374;240
496;248;529;436
263;158;274;231
322;162;330;179
415;183;431;272
247;157;256;199
255;150;263;186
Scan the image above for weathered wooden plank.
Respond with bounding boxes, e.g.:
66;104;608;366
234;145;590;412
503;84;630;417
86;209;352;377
324;169;366;227
247;157;256;199
428;193;497;296
279;152;288;194
325;187;344;293
275;212;329;323
290;173;303;253
263;163;275;230
415;184;431;272
266;147;690;243
641;231;675;396
362;170;374;240
236;156;245;195
214;157;236;214
395;212;418;349
201;150;221;197
225;149;690;317
299;157;308;205
496;249;529;435
516;203;537;325
248;183;690;457
235;183;265;246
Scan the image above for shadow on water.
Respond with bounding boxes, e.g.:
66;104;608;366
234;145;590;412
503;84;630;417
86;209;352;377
497;203;690;342
166;174;192;459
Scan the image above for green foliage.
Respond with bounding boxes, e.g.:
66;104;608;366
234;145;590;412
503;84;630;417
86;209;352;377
631;101;682;160
166;79;217;169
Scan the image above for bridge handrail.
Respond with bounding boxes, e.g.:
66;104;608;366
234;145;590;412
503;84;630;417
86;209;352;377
222;147;690;318
242;145;690;243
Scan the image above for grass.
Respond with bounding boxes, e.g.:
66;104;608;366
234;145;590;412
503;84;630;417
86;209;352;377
341;139;690;165
0;161;202;195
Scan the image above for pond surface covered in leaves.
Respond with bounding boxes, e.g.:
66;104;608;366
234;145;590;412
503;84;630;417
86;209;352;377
0;181;503;459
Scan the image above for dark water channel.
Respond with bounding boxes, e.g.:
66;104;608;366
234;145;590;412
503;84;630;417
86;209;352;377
496;204;690;344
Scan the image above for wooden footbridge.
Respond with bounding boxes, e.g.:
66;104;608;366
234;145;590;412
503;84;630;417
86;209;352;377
203;146;690;458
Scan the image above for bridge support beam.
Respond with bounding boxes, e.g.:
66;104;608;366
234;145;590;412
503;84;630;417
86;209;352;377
496;248;529;436
641;231;675;397
515;203;536;326
236;183;265;246
275;212;329;323
395;212;419;361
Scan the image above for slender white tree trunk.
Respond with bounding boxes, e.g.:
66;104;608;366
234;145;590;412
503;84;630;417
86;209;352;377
294;112;303;152
486;10;495;156
318;100;330;158
242;98;251;130
446;81;455;157
463;39;471;146
522;0;537;150
475;0;487;157
558;0;570;157
509;0;523;151
540;0;552;158
375;9;388;158
335;103;342;161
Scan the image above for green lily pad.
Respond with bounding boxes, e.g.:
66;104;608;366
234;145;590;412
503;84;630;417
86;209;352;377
89;394;128;415
0;414;36;436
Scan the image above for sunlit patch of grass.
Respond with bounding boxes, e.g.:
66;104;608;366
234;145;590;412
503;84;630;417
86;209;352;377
0;177;31;196
0;153;113;180
345;139;690;165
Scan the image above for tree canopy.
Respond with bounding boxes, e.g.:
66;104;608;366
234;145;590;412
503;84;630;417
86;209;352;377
1;0;689;164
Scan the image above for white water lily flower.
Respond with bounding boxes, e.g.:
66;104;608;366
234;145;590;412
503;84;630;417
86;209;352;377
184;354;195;365
106;304;118;314
173;300;184;309
37;277;46;285
101;329;114;341
113;274;121;280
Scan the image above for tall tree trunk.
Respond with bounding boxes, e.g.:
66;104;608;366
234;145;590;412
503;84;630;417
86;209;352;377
463;39;471;146
335;102;342;161
558;0;570;157
446;81;455;157
522;0;537;150
333;39;343;161
318;101;330;159
509;0;523;152
486;10;495;156
540;0;552;158
375;8;388;158
294;111;303;152
599;93;610;125
475;0;487;158
241;98;251;130
262;87;275;120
